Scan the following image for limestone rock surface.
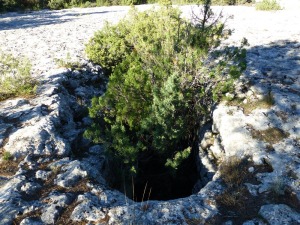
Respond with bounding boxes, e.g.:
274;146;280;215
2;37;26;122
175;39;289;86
0;2;300;224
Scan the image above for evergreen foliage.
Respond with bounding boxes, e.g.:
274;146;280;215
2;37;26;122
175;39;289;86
85;1;247;198
0;0;47;11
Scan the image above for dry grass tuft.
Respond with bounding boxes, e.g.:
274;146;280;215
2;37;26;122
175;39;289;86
216;186;248;209
250;126;289;145
94;213;110;225
56;200;87;225
0;52;37;102
0;156;24;176
219;156;250;187
227;92;275;115
208;156;274;224
185;218;205;225
12;209;42;225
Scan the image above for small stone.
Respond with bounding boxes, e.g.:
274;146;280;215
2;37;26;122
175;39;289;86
41;192;73;224
20;218;43;225
20;182;42;196
54;160;87;188
35;170;51;181
225;93;235;100
245;183;258;196
256;94;265;100
15;168;27;176
248;167;254;173
246;90;254;98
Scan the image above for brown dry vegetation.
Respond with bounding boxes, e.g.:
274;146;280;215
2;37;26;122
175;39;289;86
227;92;275;115
249;126;289;145
0;156;24;176
12;209;42;225
207;156;272;224
207;155;300;224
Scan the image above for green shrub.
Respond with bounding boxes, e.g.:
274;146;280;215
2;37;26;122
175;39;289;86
211;0;253;5
83;0;92;6
85;1;247;190
48;0;68;9
2;151;12;161
95;0;107;5
0;0;18;11
0;52;37;101
70;0;82;5
54;52;81;69
21;0;42;9
225;0;236;5
0;0;47;11
86;22;131;72
255;0;281;10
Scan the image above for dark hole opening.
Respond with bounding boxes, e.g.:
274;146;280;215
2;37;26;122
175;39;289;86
105;146;200;202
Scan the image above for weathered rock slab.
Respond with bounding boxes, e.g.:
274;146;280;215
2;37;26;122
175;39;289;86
259;204;300;225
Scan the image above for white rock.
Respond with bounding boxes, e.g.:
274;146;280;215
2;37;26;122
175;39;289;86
41;192;73;224
259;204;300;225
210;137;224;158
244;183;258;196
20;218;43;225
20;182;42;196
248;167;255;173
55;160;87;188
225;93;235;100
35;170;51;181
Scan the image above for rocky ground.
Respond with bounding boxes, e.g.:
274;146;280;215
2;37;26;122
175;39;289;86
0;1;300;224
